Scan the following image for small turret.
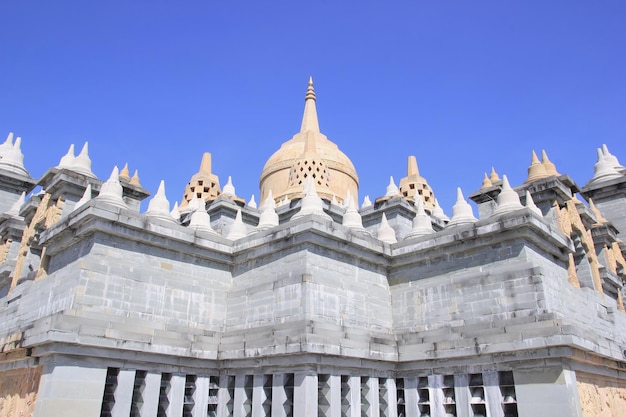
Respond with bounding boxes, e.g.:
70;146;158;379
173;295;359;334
96;167;128;209
226;210;247;240
377;213;397;244
525;150;547;183
145;180;176;224
492;175;523;215
405;197;434;239
292;177;331;220
447;188;477;226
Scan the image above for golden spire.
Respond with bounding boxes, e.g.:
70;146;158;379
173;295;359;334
300;77;320;133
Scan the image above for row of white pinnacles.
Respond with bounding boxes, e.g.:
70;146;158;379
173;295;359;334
0;132;624;244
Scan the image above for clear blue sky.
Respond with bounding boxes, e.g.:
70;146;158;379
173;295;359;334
2;1;625;212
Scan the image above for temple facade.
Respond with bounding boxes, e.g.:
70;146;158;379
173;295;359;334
0;80;625;417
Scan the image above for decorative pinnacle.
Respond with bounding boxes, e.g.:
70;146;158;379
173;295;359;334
305;76;316;101
300;77;320;133
199;152;212;174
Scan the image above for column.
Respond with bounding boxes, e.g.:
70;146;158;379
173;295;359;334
217;375;235;417
382;378;398;417
140;372;162;417
367;377;380;417
294;372;318;417
403;377;418;417
33;363;108;417
454;374;471;417
233;374;247;417
111;369;136;417
167;374;186;417
514;367;583;417
348;376;361;417
328;375;341;417
429;375;444;417
271;373;287;417
194;376;210;417
483;370;504;417
252;374;267;417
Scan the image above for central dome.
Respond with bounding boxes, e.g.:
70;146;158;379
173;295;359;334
259;78;359;204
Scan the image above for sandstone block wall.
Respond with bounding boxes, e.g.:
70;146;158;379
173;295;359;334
0;366;42;417
577;371;626;417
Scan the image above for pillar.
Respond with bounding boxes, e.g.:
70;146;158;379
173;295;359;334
33;364;107;417
294;372;318;417
514;367;582;417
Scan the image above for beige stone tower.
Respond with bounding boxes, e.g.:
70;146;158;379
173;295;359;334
180;152;221;209
398;155;436;210
259;78;358;204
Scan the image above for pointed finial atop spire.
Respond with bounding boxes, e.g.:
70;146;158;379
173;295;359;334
170;201;181;221
300;77;320;133
489;167;500;183
601;144;623;170
222;176;236;196
58;144;76;169
589;147;622;184
199;152;212;174
72;142;95;177
481;172;493;189
541;150;559;176
526;150;547;183
0;132;14;157
0;135;28;176
119;163;131;180
248;195;257;209
130;170;141;186
407;155;419;177
385;176;400;197
362;195;372;209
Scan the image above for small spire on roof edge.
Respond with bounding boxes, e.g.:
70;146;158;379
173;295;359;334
481;172;493;189
73;184;92;212
226;209;248;240
489;167;501;183
362;195;372;209
248;195;257;209
385;176;400;197
377;213;397;244
447;187;477;226
145;180;176;223
130;170;141;186
492;175;523;215
119;163;131;180
525;190;542;217
526;150;547;183
6;191;26;217
541;150;559;176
